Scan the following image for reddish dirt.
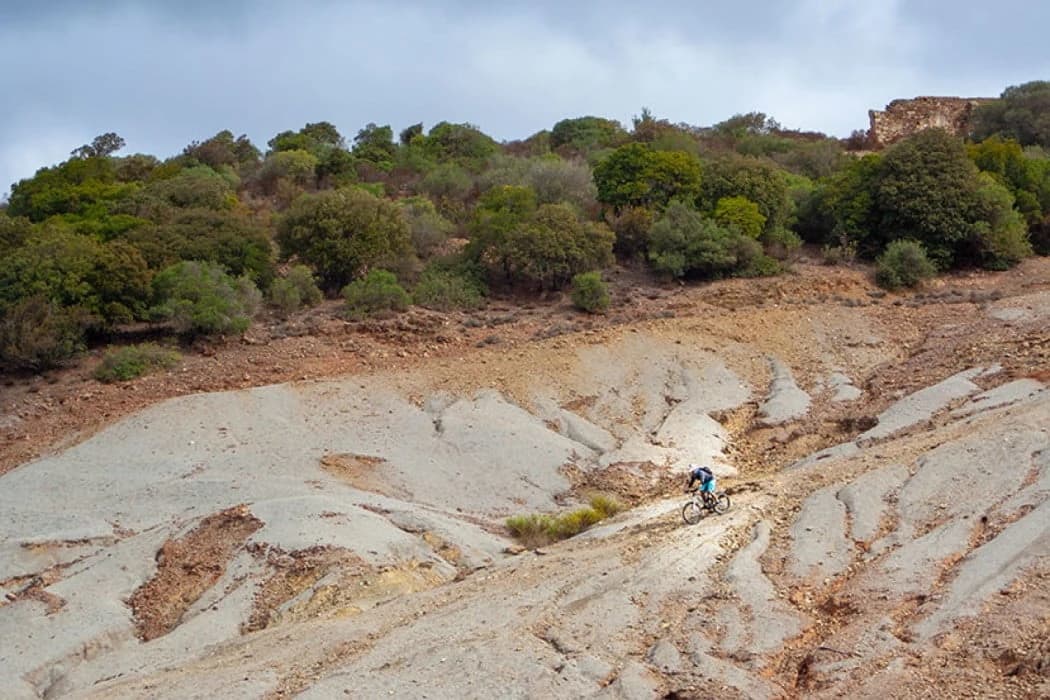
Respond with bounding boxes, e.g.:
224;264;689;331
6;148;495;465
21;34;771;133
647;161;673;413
128;505;262;641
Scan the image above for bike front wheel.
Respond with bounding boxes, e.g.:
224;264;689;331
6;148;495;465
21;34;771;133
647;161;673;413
682;500;703;525
713;492;731;514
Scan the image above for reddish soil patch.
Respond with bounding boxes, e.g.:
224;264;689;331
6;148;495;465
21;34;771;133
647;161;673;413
128;505;262;641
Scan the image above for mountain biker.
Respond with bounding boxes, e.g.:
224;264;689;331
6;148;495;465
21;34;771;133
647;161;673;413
685;464;716;506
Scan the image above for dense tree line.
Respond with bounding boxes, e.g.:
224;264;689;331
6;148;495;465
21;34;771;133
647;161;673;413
2;80;1048;372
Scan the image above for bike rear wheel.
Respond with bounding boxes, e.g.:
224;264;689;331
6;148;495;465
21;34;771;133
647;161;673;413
713;492;731;514
682;500;703;525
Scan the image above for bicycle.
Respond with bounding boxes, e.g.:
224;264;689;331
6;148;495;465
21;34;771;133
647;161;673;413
681;489;731;524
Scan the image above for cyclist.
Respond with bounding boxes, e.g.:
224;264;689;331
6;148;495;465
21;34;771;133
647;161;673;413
685;464;716;506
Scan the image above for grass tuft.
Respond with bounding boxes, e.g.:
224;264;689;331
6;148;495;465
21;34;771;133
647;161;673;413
505;494;624;548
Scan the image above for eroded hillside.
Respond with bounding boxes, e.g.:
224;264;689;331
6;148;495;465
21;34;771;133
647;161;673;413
1;260;1048;699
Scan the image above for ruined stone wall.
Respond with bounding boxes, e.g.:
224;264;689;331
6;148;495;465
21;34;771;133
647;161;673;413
868;96;993;148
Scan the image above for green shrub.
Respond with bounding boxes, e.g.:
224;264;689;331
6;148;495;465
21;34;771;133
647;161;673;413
341;269;410;319
0;296;88;372
268;264;323;315
150;261;261;336
413;266;486;311
505;494;623;548
93;343;180;383
714;196;766;239
571;272;610;313
875;240;937;290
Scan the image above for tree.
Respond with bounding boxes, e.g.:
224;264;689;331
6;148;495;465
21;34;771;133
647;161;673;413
352;123;397;168
183;130;260;170
71;132;126;159
150;261;260;336
971;81;1050;148
874;128;981;267
6;156;137;222
593;143;702;211
648;201;771;278
122;207;275;288
0;226;151;327
550;116;626;154
713;196;765;239
468;188;613;289
422;122;499;167
400;123;424;145
698;155;791;234
276;188;412;291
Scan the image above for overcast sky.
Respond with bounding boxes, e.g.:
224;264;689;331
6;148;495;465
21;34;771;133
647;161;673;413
2;0;1048;195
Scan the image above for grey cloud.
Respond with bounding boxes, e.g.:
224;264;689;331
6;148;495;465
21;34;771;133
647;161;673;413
1;1;1047;194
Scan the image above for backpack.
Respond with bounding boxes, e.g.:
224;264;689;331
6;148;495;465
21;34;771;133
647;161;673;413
693;465;713;481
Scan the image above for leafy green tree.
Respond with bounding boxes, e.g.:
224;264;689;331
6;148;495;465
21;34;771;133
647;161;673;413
257;149;320;194
699;155;791;234
142;166;235;211
967;136;1050;225
400;123;424;145
422;122;499;168
0;227;151;326
814;153;883;247
713;196;765;239
352;123;397;168
971;81;1050;148
468;188;613;289
150;261;260;336
7;156;138;222
550;117;626;154
276;188;412;291
969;173;1032;269
268;121;346;156
183;130;260;170
593;143;702;211
122;208;275;288
874;129;981;267
648;201;772;278
342;269;410;318
71;132;125;159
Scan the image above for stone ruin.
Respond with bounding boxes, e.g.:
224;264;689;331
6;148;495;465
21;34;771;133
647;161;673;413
868;96;993;148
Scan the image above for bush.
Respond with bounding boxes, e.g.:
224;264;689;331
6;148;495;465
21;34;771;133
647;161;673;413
276;188;413;292
875;240;937;290
0;296;88;372
342;269;410;319
505;494;623;548
713;196;766;239
93;343;180;383
399;197;454;259
150;261;261;336
648;201;765;279
571;272;610;313
413;266;486;311
268;264;323;315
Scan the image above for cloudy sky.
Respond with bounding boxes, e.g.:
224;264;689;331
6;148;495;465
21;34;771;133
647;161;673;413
2;0;1048;194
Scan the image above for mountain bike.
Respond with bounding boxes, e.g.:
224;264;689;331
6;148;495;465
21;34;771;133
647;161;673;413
681;489;731;525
